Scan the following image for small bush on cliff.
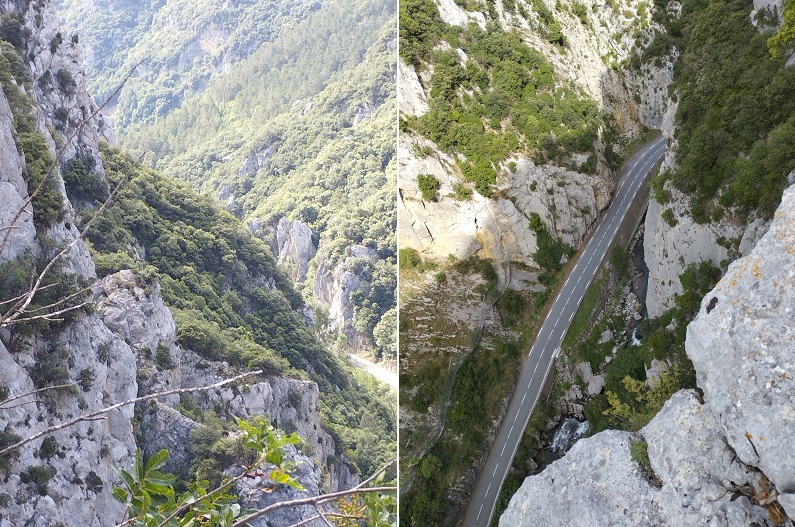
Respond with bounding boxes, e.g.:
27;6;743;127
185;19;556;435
20;465;56;495
417;173;440;201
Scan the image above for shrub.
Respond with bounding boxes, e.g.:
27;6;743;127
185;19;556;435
661;208;677;227
38;437;59;460
155;343;175;370
20;465;56;495
452;182;473;200
85;471;103;493
398;248;422;269
29;347;72;389
49;33;62;54
417;174;440;201
0;427;21;473
62;157;110;203
78;368;96;391
55;68;76;93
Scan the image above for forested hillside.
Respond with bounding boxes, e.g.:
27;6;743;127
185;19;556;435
84;143;396;479
57;0;398;361
55;0;324;131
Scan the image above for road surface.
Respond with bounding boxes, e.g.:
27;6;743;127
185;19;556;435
350;355;398;390
461;136;666;527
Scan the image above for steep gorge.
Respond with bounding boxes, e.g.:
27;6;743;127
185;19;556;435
0;1;394;525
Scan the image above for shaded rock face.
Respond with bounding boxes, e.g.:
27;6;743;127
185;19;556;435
313;244;377;350
274;216;317;283
500;184;795;526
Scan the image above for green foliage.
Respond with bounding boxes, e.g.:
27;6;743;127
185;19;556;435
572;2;589;24
37;437;59;460
0;41;65;231
768;0;795;59
155;343;175;370
86;145;394;480
0;13;30;50
20;465;56;496
406;21;602;196
373;307;397;361
451;182;473;200
630;439;653;474
85;471;103;493
55;68;76;93
530;217;566;273
78;368;96;391
588;261;720;432
398;248;422;270
399;0;444;65
403;337;522;527
453;256;498;289
62;157;110;204
114;418;304;526
417;174;440;201
665;0;795;219
0;426;21;474
29;347;72;390
661;207;677;227
609;246;630;279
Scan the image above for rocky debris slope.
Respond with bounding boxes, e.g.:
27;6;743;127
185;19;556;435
500;184;795;526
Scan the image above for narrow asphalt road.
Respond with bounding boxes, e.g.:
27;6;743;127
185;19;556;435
461;136;666;527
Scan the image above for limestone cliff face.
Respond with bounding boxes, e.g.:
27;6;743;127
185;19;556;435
500;184;795;526
398;0;673;266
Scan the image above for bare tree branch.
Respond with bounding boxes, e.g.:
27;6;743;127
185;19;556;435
0;370;262;458
0;174;125;328
315;505;335;527
231;485;396;527
0;382;77;409
0;284;57;307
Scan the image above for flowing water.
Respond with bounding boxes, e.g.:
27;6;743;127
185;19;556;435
547;416;593;458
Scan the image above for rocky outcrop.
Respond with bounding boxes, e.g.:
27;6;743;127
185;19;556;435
399;0;674;268
0;316;138;527
500;429;663;526
399;135;609;264
500;184;795;526
272;216;317;283
0;90;35;263
0;2;356;525
685;184;795;514
313;244;378;350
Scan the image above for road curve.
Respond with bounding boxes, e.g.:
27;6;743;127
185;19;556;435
461;136;667;527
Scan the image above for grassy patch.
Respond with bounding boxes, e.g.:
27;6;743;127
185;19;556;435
563;276;604;348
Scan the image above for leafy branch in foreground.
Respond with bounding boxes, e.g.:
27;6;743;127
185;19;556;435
113;417;302;527
112;417;396;527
